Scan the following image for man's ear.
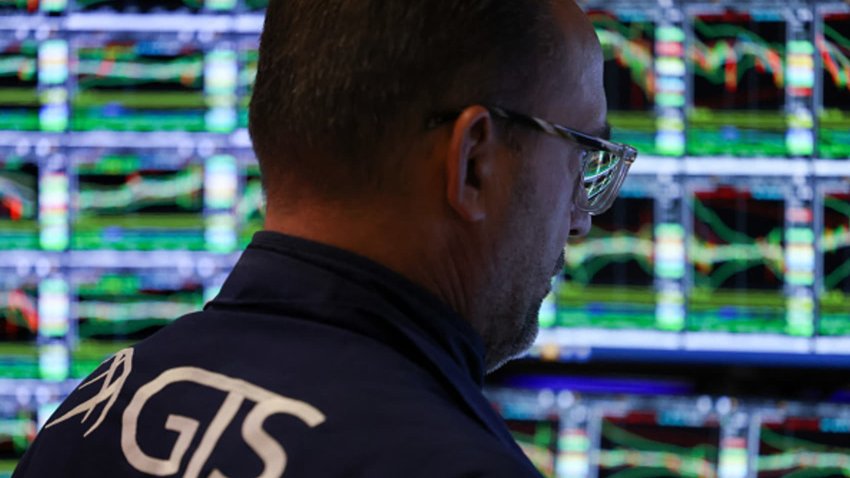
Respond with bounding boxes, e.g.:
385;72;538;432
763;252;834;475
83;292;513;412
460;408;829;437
445;105;497;222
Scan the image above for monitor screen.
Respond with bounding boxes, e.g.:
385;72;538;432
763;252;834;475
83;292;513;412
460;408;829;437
69;147;206;251
818;8;850;159
69;31;235;133
0;148;39;251
687;6;789;157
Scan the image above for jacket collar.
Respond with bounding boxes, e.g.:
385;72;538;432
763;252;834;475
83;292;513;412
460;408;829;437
208;231;523;452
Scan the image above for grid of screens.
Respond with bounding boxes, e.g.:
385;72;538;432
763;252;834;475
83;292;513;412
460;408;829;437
0;2;269;389
538;169;850;363
530;0;850;365
0;1;847;378
488;387;850;478
0;1;846;475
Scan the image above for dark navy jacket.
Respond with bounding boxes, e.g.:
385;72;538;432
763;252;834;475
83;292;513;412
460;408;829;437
15;232;542;477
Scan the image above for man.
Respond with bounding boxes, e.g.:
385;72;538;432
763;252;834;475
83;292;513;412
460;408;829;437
15;0;636;476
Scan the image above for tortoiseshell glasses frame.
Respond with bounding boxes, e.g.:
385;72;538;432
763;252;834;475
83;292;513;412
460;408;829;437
427;106;638;216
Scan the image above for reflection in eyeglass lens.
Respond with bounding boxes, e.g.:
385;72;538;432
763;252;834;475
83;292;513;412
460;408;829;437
582;150;621;205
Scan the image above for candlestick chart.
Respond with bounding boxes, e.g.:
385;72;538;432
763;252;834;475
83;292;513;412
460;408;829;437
71;268;204;377
757;418;850;478
817;13;850;159
819;193;850;336
71;38;206;132
0;39;38;131
688;186;786;334
71;149;205;251
590;10;657;155
505;419;558;478
688;13;788;157
557;196;655;330
598;413;720;478
0;156;38;251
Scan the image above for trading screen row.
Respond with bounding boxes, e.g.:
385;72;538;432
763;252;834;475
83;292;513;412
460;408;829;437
0;384;846;478
1;0;850;158
487;388;850;478
2;150;850;376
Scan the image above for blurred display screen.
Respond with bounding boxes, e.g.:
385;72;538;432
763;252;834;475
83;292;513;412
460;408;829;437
598;412;720;478
0;150;39;251
757;412;850;478
818;11;850;159
819;186;850;337
70;267;205;377
688;181;786;333
69;147;205;251
688;8;789;157
70;34;209;132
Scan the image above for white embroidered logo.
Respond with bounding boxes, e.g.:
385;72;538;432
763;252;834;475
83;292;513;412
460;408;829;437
45;348;134;436
45;348;326;478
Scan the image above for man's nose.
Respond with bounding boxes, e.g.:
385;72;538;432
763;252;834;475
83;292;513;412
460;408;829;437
569;206;592;238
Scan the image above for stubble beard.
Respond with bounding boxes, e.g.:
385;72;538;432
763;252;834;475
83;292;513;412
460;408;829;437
482;249;565;373
483;300;543;373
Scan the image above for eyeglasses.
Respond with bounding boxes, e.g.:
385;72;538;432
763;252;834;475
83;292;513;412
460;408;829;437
427;106;638;216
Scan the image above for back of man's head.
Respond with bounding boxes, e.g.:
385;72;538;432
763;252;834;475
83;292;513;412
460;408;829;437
249;0;559;204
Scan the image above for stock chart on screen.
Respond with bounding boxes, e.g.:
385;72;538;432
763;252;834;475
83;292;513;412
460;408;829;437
0;149;39;251
757;406;850;478
818;8;850;159
0;273;39;379
0;38;38;131
69;147;206;251
70;32;235;133
687;180;787;334
488;388;850;478
487;389;764;478
0;30;67;133
687;7;790;157
598;411;721;478
818;181;850;343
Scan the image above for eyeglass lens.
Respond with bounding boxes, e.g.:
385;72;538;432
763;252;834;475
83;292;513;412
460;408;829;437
581;149;623;212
